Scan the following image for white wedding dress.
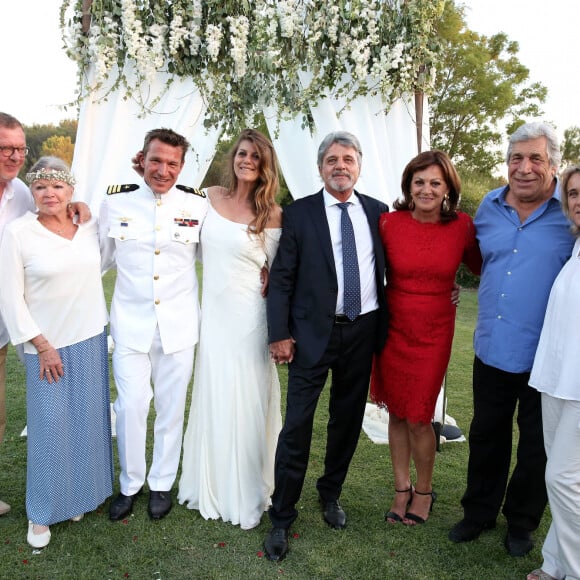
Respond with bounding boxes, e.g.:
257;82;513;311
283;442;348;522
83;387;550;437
178;202;282;530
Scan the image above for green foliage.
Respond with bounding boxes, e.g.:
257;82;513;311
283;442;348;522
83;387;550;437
561;126;580;168
430;1;546;176
0;288;550;579
60;0;445;134
40;135;75;166
21;119;78;176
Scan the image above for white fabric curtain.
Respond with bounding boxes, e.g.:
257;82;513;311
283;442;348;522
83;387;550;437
71;65;222;212
264;71;430;205
72;65;428;210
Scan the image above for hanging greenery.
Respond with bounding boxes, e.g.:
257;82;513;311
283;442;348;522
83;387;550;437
60;0;445;133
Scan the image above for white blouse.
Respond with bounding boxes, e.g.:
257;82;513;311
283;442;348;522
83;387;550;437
0;212;108;354
530;237;580;401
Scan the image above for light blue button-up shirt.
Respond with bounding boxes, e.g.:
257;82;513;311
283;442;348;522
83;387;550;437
474;183;574;373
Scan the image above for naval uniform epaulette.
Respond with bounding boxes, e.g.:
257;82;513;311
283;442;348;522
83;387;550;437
106;184;139;195
176;184;206;197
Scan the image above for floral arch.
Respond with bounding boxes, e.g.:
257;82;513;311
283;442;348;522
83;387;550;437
61;0;444;209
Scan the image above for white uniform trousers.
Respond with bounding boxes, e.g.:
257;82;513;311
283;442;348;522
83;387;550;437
540;393;580;580
112;326;194;495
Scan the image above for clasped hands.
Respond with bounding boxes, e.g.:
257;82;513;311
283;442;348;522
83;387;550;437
269;338;296;365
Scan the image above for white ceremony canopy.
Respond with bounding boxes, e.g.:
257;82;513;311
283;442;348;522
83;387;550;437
71;65;429;211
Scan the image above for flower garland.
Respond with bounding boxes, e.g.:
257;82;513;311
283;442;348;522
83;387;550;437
60;0;445;133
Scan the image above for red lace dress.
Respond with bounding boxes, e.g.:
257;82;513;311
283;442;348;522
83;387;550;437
370;210;481;424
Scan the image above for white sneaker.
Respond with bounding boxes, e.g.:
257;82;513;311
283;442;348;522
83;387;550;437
27;521;51;548
0;500;10;516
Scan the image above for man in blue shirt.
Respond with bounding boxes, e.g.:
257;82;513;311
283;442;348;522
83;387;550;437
449;122;574;557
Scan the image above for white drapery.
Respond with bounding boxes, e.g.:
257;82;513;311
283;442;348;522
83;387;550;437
72;65;428;210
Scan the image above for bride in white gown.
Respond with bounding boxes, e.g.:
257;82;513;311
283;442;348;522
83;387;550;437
178;129;283;530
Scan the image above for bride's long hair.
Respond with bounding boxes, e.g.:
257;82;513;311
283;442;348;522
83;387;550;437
224;129;280;235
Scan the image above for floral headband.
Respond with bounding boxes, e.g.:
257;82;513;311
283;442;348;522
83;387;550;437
25;168;76;186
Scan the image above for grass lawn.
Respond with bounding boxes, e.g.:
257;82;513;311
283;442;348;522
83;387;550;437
0;284;549;579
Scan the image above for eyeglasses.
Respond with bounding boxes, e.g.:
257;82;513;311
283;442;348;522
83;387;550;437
0;146;29;157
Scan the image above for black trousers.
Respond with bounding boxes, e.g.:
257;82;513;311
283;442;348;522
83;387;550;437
461;356;547;531
268;311;379;529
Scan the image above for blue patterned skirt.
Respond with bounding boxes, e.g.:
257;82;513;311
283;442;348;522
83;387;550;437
25;329;113;525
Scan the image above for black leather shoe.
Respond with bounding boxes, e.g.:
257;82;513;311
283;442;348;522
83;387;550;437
321;499;346;529
505;529;533;557
109;489;142;521
264;527;289;561
448;518;496;543
148;490;172;520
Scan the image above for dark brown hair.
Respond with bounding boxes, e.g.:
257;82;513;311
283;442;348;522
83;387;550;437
396;149;461;223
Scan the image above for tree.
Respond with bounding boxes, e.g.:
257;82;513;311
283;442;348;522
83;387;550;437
22;119;78;173
429;1;547;175
41;136;75;166
561;126;580;167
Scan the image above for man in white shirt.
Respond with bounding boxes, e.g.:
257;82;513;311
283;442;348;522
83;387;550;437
100;128;207;521
0;112;35;516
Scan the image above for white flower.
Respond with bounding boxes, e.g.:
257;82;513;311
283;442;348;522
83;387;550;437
206;24;223;62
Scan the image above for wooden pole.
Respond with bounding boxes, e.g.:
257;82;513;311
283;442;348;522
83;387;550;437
81;0;93;34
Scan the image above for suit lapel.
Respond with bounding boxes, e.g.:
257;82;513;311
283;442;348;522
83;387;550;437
309;190;337;275
357;192;382;255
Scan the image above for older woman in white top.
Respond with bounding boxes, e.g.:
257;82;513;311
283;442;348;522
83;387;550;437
0;157;113;548
527;165;580;580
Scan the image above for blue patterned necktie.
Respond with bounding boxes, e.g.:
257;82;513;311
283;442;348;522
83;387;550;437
337;202;361;321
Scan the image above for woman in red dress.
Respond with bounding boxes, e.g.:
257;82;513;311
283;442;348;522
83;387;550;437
371;150;481;526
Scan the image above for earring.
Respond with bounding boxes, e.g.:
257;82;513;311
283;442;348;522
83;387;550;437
409;199;415;211
441;195;450;212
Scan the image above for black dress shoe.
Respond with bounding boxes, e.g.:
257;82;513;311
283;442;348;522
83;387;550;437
321;499;346;529
148;490;172;520
110;489;142;521
448;518;496;543
264;527;289;561
505;529;534;557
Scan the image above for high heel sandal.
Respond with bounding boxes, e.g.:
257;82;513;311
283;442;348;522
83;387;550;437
404;489;437;525
385;487;413;524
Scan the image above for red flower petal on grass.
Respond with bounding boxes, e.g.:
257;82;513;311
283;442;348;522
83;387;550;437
122;519;129;525
218;542;226;548
256;551;264;558
132;536;138;543
292;533;300;539
124;573;129;578
22;560;29;565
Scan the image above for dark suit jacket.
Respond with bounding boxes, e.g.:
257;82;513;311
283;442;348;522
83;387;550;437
267;190;388;368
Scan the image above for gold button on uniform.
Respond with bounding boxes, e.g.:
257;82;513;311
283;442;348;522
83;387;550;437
154;249;160;255
154;275;159;280
155;299;160;305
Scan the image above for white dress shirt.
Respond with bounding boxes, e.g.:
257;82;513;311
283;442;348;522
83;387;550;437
0;178;36;348
323;189;379;316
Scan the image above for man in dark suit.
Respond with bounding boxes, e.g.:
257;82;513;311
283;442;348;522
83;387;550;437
264;132;388;561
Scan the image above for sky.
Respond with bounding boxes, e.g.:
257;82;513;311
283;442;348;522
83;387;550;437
1;0;579;140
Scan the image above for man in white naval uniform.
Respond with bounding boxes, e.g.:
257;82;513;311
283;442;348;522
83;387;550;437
100;128;208;521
